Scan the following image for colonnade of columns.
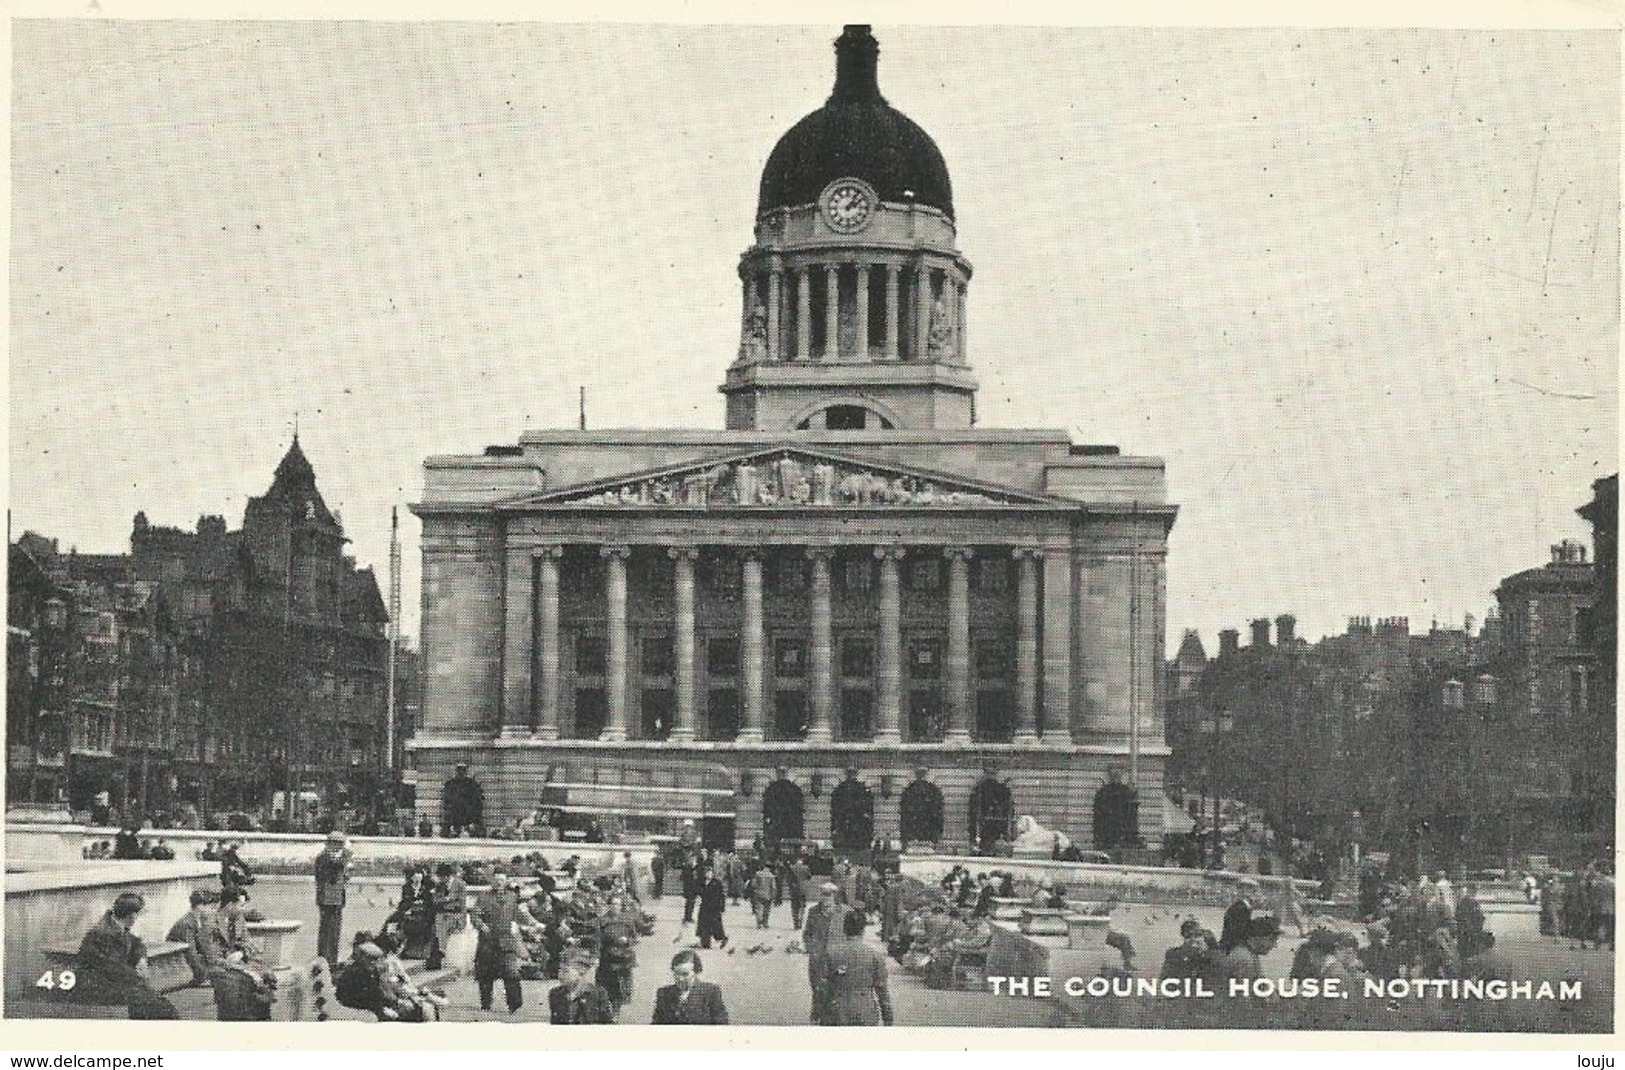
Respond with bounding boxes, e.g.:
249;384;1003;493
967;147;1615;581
741;257;967;363
502;545;1046;746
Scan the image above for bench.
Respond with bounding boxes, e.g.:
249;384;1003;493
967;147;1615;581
42;940;197;994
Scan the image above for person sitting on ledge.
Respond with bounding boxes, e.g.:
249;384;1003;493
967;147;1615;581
73;892;179;1019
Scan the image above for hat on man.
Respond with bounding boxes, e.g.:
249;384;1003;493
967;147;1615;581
358;942;385;960
326;831;346;844
1179;917;1204;939
820;882;839;894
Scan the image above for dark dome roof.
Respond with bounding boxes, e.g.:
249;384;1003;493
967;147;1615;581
757;26;953;221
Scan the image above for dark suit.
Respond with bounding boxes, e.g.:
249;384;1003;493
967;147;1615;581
651;981;729;1024
1218;896;1254;954
549;982;615;1024
697;878;728;947
822;938;893;1026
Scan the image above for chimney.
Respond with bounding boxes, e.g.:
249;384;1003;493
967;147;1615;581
1219;629;1240;657
1275;614;1296;645
1347;616;1373;637
1250;618;1272;648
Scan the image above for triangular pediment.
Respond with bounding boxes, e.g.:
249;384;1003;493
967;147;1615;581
501;447;1067;511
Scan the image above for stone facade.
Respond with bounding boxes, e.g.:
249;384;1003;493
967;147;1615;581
408;26;1177;852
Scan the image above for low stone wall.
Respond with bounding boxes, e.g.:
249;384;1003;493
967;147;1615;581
897;854;1318;905
4;861;218;999
8;823;650;873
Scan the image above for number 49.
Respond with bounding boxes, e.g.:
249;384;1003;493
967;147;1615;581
35;969;76;991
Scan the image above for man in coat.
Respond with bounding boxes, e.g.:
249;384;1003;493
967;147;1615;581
802;882;846;1024
620;850;642;903
426;861;467;971
471;875;525;1013
442;763;484;838
681;850;702;925
73;893;179;1019
165;888;220;985
822;910;893;1026
650;848;666;899
651;949;729;1025
696;866;729;949
749;863;776;928
313;830;352;965
1218;877;1260;954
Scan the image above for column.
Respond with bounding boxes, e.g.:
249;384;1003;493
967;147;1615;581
944;546;973;743
601;545;630;741
501;549;534;737
943;272;958;362
796;267;812;360
808;548;834;743
957;279;968;364
875;547;904;744
823;263;840;361
670;547;697;742
742;271;757;340
884;263;901;361
855;263;872;362
1013;549;1040;745
767;266;783;361
1042;549;1073;745
535;546;563;740
914;260;932;361
739;552;764;743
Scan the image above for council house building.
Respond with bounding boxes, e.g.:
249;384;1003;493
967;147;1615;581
409;26;1177;852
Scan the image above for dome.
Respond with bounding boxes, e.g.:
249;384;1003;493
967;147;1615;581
756;26;954;221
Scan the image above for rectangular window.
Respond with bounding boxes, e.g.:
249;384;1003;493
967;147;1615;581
575;635;607;676
976;689;1013;743
842;558;874;593
775;637;807;678
908;689;943;742
774;690;808;741
641;688;673;740
840;688;873;741
708;689;740;741
574;688;607;739
908;637;942;679
641;636;673;678
841;636;874;679
707;638;741;678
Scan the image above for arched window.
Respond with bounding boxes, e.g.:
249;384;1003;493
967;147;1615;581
761;777;805;844
898;778;944;845
829;776;875;850
968;778;1013;852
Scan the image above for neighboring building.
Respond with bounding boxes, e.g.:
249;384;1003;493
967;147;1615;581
7;536;72;808
8;438;392;828
130;436;392;827
1173;531;1606;871
409;25;1177;852
1575;475;1616;851
6;534;183;818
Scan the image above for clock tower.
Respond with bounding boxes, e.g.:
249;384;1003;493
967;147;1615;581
721;25;977;433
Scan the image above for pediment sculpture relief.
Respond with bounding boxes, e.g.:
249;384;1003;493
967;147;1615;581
563;453;1013;508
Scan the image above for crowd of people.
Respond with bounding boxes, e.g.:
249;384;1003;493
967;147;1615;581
1535;861;1616;950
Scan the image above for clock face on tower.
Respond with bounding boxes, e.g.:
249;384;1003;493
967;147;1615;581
820;178;877;233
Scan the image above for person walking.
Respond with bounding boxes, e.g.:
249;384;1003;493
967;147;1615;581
821;910;893;1026
620;850;642;903
426;862;467;971
651;949;729;1025
696;866;729;949
650;848;666;899
312;830;352;966
681;850;703;925
787;856;811;929
749;863;776;929
471;875;525;1013
802;882;845;1024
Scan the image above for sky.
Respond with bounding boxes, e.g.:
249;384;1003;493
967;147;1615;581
9;20;1618;653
